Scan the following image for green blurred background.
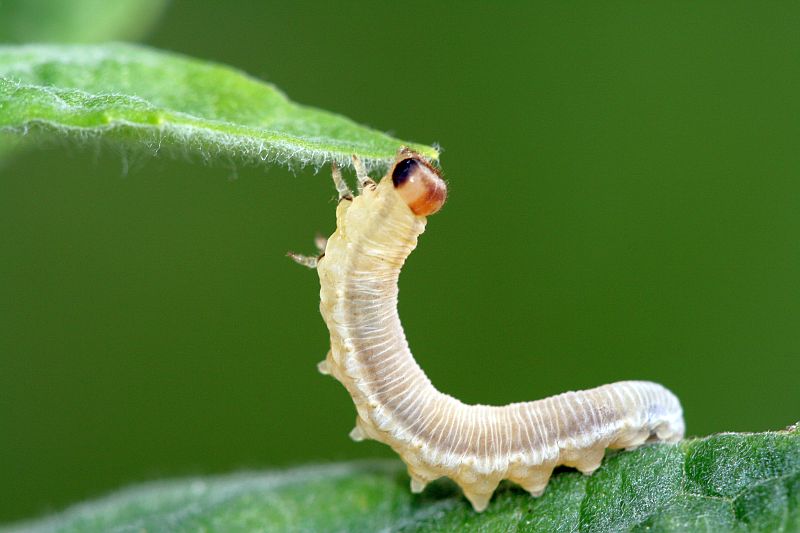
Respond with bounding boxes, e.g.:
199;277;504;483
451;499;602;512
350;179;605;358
2;0;799;524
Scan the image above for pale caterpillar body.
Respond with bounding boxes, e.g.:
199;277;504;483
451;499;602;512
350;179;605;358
291;149;685;511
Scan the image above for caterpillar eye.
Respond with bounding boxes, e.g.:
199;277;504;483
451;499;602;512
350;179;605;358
391;157;447;216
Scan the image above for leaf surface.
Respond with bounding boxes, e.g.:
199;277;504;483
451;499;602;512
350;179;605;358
0;43;438;170
3;425;797;532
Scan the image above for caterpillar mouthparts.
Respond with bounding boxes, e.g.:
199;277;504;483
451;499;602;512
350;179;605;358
290;149;684;511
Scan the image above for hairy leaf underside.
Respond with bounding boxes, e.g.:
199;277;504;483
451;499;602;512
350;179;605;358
0;43;438;171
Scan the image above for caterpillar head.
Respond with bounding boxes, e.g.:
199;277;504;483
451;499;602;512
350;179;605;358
390;149;447;217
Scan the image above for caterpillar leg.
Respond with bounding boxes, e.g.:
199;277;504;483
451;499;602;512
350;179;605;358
462;487;498;513
331;161;353;201
563;445;606;476
314;233;328;254
349;417;367;442
351;155;376;191
409;474;428;494
288;234;327;269
317;350;332;375
287;251;319;269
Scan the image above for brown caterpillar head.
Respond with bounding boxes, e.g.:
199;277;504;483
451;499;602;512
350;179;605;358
391;151;447;216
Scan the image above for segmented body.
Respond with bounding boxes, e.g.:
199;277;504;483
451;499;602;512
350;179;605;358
308;152;684;511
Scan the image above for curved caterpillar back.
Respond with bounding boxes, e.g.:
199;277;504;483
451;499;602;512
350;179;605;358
290;149;684;511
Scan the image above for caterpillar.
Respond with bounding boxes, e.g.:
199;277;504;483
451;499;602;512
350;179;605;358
289;148;685;511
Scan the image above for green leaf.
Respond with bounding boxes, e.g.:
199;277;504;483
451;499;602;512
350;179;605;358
0;0;168;43
3;425;797;532
0;43;438;170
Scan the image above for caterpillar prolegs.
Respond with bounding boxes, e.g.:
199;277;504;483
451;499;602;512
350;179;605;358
290;149;685;512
